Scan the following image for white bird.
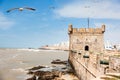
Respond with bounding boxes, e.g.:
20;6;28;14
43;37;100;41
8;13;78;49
6;7;36;13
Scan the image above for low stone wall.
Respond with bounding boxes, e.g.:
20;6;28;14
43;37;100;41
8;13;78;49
68;52;99;80
68;51;120;80
109;56;120;73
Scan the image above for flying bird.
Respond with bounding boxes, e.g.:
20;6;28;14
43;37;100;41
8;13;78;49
6;7;36;13
84;6;90;8
49;6;55;9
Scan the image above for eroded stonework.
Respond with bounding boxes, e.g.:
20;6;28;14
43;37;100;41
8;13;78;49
68;24;106;80
68;24;105;53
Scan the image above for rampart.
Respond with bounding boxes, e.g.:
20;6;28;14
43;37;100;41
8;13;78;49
68;24;120;80
68;24;105;34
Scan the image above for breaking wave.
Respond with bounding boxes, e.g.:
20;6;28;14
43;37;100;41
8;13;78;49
11;68;27;73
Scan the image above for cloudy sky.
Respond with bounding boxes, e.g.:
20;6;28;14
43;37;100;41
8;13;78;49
0;0;120;48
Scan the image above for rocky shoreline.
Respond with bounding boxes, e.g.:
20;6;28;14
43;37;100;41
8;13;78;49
26;59;78;80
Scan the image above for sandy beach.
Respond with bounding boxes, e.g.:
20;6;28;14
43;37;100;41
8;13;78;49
0;49;78;80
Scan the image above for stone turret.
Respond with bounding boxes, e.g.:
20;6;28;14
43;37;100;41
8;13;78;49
68;25;105;34
68;24;73;34
102;24;105;33
68;24;105;53
68;24;106;80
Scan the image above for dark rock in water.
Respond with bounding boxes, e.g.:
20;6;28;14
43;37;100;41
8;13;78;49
26;75;36;80
34;71;51;76
28;65;46;70
51;59;68;65
38;76;54;80
26;59;78;80
55;59;61;61
26;70;62;80
34;70;61;76
62;67;67;69
27;71;34;75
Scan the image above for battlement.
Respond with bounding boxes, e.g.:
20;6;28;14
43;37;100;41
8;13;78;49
68;23;107;80
68;24;105;34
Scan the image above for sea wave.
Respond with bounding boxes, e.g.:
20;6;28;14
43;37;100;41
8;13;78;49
11;68;27;73
17;48;64;52
17;49;40;52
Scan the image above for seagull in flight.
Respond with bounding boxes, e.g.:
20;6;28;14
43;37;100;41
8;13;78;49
49;6;55;9
6;7;36;13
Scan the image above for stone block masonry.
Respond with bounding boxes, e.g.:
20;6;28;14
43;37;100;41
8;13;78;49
68;24;106;80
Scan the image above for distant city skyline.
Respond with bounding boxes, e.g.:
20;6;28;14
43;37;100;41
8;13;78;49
0;0;120;48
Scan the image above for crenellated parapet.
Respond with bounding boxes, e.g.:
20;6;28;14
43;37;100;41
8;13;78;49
68;24;73;34
68;24;106;34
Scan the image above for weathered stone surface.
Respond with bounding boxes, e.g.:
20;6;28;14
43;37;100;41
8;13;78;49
68;24;105;53
28;65;46;70
51;59;68;65
26;59;78;80
68;25;106;80
109;56;120;72
27;70;62;80
26;75;36;80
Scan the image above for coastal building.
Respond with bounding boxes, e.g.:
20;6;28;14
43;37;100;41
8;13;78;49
68;24;120;80
68;24;105;53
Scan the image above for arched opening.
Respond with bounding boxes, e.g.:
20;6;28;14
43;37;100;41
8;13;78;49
85;45;89;51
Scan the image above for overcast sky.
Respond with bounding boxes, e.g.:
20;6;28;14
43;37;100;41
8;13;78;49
0;0;120;48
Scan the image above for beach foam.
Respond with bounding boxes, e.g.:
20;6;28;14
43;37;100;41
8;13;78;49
11;68;27;73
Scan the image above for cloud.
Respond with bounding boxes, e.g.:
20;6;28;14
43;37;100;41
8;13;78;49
0;13;15;30
95;22;120;43
55;0;120;19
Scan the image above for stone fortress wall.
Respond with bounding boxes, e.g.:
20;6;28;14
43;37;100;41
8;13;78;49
68;24;120;80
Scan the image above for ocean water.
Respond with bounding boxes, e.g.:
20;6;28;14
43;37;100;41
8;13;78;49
0;49;69;80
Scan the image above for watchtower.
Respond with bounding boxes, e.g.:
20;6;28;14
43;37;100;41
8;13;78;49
68;24;105;53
